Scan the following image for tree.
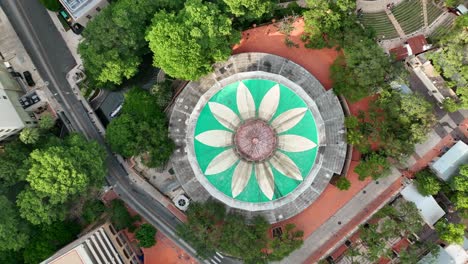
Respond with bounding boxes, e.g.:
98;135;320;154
16;188;67;225
267;223;304;261
82;199;106;224
79;0;184;85
442;98;461;112
396;200;424;235
336;177;351;190
19;128;40;145
451;164;468;192
452;192;468;209
414;169;441;196
428;16;467;94
354;152;390;181
0;140;31;188
331;39;391;101
0;196;29;251
39;0;61;11
38;113;55;130
26;134;106;203
23;221;81;263
435;220;465;245
146;0;240;80
135;223;157;248
223;0;274;19
109;200;139;230
106;88;174;167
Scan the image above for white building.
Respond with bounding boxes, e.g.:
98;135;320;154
0;64;36;141
430;141;468;182
41;222;141;264
59;0;109;26
401;183;445;226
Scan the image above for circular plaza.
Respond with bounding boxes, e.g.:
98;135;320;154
169;53;347;223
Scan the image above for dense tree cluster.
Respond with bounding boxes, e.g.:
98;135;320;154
428;15;467;112
106;87;174;167
178;201;303;262
0;131;107;263
346;89;435;164
415;169;441;196
355;201;425;261
146;0;240;80
79;0;184;85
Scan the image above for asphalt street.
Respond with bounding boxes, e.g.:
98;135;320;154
0;0;223;262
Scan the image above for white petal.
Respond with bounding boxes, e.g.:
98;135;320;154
278;135;317;152
236;82;256;120
258;84;280;121
195;130;233;147
271;108;308;133
270;152;303;181
205;149;238;175
231;160;252;198
208;102;240;131
255;163;275;200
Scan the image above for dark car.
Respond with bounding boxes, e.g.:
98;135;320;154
23;71;35;87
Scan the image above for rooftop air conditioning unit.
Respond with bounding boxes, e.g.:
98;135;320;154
173;194;190;211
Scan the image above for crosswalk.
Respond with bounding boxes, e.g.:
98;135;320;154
205;252;225;264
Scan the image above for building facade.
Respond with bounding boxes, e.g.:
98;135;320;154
0;64;36;141
41;222;141;264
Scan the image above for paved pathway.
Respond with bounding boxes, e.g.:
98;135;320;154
386;9;406;37
357;0;405;12
422;0;429;27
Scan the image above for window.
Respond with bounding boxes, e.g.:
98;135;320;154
2;96;6;99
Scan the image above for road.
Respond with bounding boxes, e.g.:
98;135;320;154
0;0;224;263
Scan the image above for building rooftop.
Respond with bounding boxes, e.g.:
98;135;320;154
401;183;445;226
430;140;468;181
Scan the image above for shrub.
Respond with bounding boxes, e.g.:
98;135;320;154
336;177;351;190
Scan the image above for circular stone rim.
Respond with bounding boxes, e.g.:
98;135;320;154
186;72;324;210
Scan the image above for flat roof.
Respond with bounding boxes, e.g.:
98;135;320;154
401;183;445;226
59;0;99;19
49;245;93;264
431;141;468;181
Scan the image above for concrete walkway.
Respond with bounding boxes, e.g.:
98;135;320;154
278;167;402;264
386;9;406;37
357;0;405;12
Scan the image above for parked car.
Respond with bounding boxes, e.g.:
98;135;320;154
23;71;35;86
109;103;123;118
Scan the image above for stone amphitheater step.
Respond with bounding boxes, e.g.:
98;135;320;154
385;9;406;38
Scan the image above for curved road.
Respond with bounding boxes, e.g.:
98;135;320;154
0;0;215;262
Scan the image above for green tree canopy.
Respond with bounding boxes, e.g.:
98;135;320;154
135;223;157;248
16;188;67;225
0;195;29;251
435;220;465;245
428;15;467;110
223;0;274;19
106;88;174;167
26;134;106;203
146;0;240;80
354;152;391;181
109;199;140;230
267;223;304;261
19;128;40;145
38;113;56;130
336;177;351;190
415;169;441;196
0;140;31;189
78;0;184;85
451;164;468;192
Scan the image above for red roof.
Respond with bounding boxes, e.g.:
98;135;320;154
330;244;349;260
392;238;411;253
389;45;408;61
407;35;428;55
390;35;428;60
